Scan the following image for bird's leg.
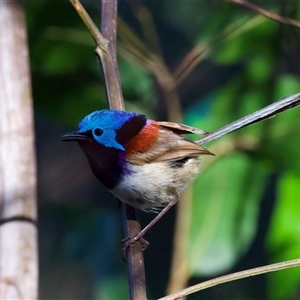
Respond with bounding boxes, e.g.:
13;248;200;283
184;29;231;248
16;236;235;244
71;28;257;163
122;198;178;256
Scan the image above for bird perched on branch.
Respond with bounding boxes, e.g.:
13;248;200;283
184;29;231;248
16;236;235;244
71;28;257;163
62;110;214;252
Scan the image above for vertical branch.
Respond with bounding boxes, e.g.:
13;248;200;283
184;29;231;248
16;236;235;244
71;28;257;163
69;1;146;299
100;2;146;299
98;0;124;110
101;0;117;55
0;1;38;299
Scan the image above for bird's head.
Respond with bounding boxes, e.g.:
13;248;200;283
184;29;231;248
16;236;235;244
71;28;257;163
62;110;147;151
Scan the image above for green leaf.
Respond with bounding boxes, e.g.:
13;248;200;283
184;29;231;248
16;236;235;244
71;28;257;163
267;173;300;299
187;154;268;276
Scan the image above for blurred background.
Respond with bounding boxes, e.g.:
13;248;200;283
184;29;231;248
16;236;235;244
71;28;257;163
24;0;300;299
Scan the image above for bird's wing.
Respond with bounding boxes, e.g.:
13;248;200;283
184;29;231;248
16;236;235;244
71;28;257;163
127;129;214;166
156;121;210;135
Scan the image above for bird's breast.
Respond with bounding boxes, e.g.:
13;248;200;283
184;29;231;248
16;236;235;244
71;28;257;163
110;157;201;211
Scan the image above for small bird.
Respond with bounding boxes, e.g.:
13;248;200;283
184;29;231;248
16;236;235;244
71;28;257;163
62;110;214;252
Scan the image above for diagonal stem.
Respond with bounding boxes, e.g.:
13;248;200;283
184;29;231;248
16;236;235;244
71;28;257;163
159;258;300;300
230;0;300;29
197;93;300;144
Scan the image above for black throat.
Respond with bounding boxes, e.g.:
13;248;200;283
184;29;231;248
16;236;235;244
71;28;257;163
78;140;123;190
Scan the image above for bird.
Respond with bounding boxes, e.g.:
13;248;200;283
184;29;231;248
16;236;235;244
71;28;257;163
62;109;214;253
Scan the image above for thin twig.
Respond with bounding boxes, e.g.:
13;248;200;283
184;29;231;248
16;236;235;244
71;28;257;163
69;0;124;109
69;0;108;47
197;93;300;144
159;258;300;300
230;0;300;29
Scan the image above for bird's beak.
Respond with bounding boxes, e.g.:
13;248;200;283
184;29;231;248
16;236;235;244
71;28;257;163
61;131;90;142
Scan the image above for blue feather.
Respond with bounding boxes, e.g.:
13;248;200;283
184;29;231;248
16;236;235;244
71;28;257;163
79;110;140;132
78;110;142;150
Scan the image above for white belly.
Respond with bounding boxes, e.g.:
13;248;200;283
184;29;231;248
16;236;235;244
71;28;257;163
110;158;200;211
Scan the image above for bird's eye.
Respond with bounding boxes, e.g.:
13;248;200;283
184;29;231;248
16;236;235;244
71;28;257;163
94;128;103;137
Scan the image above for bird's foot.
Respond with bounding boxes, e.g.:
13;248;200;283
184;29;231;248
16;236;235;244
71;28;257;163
122;233;149;259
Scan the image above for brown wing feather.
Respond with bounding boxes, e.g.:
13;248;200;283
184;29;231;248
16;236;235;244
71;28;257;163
156;121;211;135
127;128;214;166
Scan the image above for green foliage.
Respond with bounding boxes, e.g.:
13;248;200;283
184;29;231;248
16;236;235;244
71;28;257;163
181;3;300;294
267;173;300;299
189;154;268;275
